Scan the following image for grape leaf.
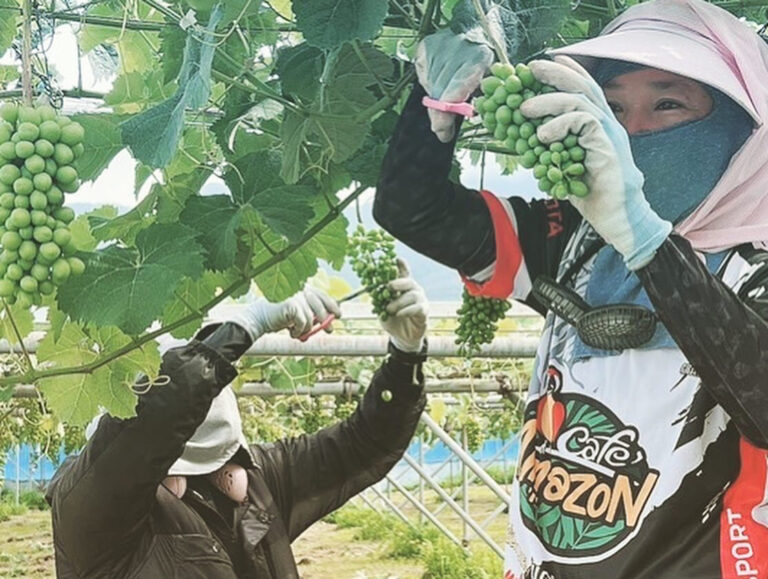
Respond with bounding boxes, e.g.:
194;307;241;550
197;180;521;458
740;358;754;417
451;0;570;60
279;44;391;182
69;208;111;254
155;172;209;224
225;150;315;242
0;64;19;85
71;114;126;183
121;7;222;168
56;223;205;334
37;324;161;425
275;43;324;101
105;70;173;115
159;20;187;84
160;270;234;339
88;189;157;244
179;194;242;270
79;4;159;73
294;0;387;49
279;110;310;184
0;303;33;346
0;0;18;56
252;208;348;301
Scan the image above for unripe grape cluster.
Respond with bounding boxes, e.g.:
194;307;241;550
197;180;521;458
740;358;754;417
0;103;85;308
455;288;510;357
348;226;399;321
474;62;589;200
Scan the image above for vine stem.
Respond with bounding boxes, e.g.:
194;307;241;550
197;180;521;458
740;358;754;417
3;300;33;373
418;0;439;38
21;0;34;105
471;0;509;66
0;185;368;389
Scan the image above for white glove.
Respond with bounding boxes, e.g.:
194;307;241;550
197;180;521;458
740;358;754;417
381;260;428;353
519;56;672;270
208;287;342;341
415;29;494;143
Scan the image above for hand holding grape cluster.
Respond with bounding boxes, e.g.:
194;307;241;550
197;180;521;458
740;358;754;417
0;103;84;308
474;62;588;200
348;226;400;321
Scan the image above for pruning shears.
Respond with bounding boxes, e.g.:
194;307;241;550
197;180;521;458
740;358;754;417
298;284;383;342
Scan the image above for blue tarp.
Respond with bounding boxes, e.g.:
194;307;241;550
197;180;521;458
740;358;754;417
3;437;520;484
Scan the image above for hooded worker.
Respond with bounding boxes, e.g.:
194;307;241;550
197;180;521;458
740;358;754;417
47;274;430;578
374;0;768;577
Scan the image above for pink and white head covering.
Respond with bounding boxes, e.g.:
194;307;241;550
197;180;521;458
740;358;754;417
550;0;768;252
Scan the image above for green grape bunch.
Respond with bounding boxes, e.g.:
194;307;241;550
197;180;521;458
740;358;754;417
348;225;400;320
0;103;85;308
474;62;589;200
455;288;511;357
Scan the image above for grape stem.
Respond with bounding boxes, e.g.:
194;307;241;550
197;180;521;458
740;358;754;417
3;300;34;373
470;0;510;66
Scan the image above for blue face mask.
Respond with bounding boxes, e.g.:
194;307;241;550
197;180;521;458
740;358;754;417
629;89;754;224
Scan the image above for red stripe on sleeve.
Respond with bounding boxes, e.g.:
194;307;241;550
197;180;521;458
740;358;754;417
720;438;768;578
461;190;523;299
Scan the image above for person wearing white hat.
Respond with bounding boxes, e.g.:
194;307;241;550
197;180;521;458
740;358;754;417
46;275;429;578
375;0;768;577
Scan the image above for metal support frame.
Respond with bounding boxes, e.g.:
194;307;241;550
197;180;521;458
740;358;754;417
401;452;504;558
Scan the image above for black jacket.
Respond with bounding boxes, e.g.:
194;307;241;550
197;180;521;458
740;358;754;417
46;323;426;578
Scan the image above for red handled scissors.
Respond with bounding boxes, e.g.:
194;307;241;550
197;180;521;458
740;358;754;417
298;285;380;342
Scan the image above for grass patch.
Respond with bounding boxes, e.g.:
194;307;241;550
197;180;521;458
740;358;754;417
325;505;502;577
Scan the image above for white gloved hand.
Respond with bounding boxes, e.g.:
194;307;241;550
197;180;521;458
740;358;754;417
519;56;672;270
208;287;342;341
381;260;428;353
415;29;494;143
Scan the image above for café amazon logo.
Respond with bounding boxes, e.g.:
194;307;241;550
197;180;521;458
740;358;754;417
517;366;659;557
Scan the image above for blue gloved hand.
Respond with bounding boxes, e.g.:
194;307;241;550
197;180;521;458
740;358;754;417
415;29;494;142
520;55;672;270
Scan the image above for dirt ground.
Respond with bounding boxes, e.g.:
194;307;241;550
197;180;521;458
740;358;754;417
0;485;507;578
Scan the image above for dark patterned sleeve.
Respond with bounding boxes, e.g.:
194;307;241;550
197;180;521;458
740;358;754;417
374;81;582;289
638;235;768;448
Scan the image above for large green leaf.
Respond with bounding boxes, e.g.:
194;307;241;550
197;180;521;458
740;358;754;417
279;44;391;182
0;0;18;56
294;0;387;49
275;43;324;101
451;0;570;60
225;150;315;242
79;3;160;73
56;223;205;334
0;302;33;346
160;270;233;339
121;7;222;168
88;189;157;244
105;70;173;114
37;325;161;425
71;114;125;182
252;206;348;301
159;21;187;85
179;195;242;270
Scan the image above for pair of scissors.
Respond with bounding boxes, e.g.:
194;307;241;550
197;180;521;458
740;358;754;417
297;284;380;342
